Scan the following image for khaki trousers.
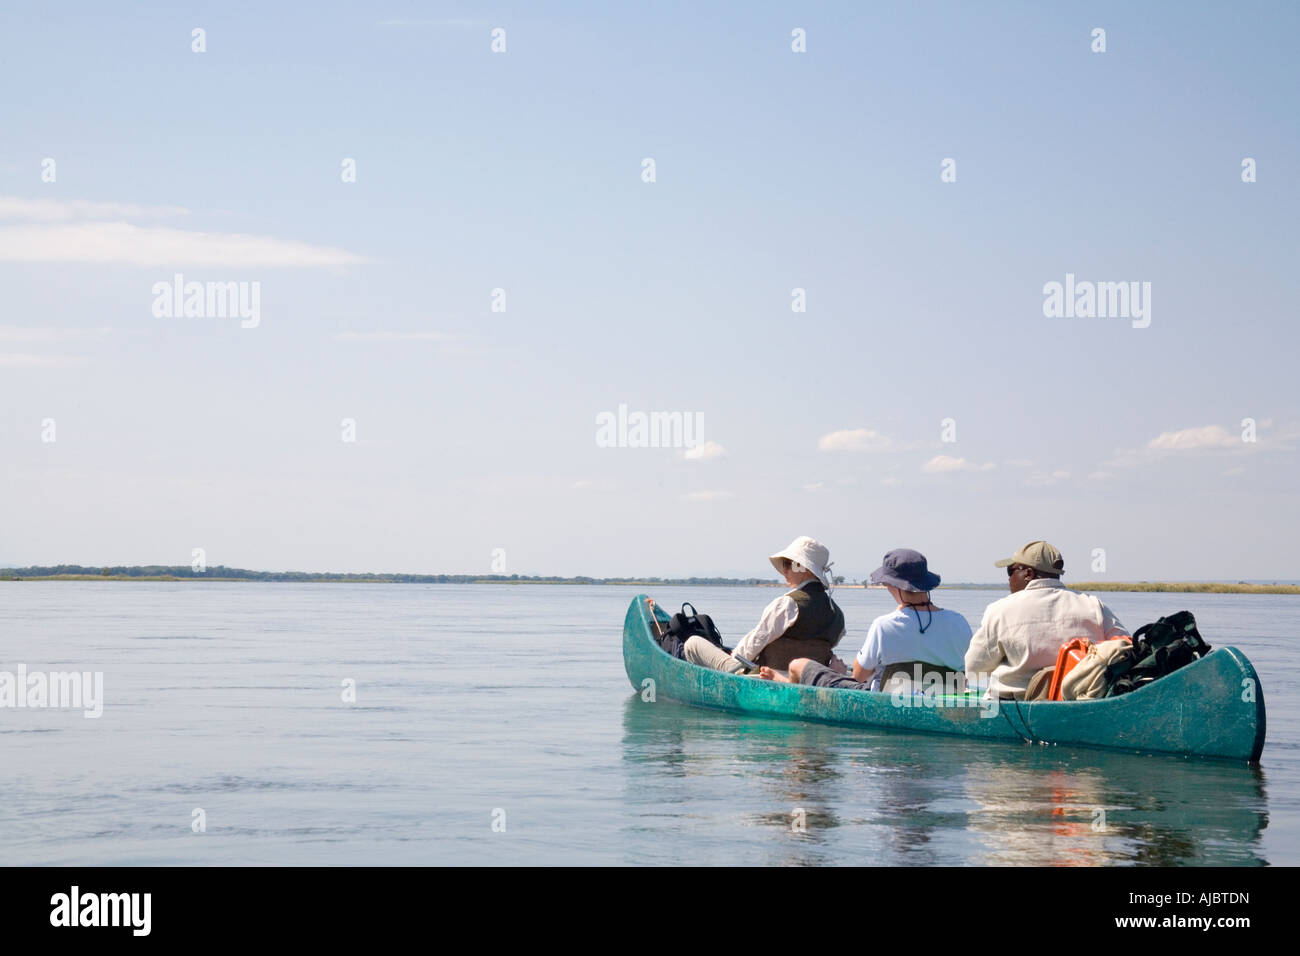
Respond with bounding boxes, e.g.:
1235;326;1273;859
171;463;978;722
683;635;746;674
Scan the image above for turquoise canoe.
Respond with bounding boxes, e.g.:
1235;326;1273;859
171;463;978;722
622;595;1267;763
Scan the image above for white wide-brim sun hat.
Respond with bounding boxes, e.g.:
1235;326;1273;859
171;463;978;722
768;536;834;589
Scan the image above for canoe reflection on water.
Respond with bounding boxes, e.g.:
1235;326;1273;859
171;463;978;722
620;696;1268;866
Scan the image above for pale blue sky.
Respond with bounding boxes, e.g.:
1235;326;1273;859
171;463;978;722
2;1;1297;581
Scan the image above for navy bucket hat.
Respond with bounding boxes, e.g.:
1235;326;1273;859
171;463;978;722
869;548;941;592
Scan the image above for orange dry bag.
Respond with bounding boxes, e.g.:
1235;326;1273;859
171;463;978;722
1047;638;1092;701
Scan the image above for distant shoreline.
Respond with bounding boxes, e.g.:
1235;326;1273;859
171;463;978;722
1064;581;1300;595
1;567;1296;594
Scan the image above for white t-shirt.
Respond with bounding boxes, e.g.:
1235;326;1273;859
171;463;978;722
855;607;973;688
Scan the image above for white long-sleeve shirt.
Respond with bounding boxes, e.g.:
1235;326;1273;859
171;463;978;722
964;578;1129;698
731;581;844;661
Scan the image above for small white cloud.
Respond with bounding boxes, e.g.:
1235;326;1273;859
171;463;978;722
802;481;824;491
1224;466;1245;477
0;352;89;368
1147;425;1238;451
0;196;189;222
880;476;903;486
333;331;456;342
682;490;732;502
818;428;892;452
572;479;595;489
0;194;367;268
376;18;486;27
1026;470;1070;486
923;455;996;473
1007;458;1034;468
683;440;726;461
0;222;369;267
0;325;111;342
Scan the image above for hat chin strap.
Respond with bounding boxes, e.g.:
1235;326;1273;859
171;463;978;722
823;560;838;609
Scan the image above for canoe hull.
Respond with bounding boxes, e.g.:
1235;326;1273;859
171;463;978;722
622;594;1266;762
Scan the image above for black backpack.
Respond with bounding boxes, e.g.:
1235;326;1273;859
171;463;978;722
656;603;728;659
1104;610;1212;697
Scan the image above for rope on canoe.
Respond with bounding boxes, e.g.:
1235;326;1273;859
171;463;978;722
1000;698;1038;744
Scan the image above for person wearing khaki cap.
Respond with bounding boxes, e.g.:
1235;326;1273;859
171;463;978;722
683;535;846;674
963;540;1130;699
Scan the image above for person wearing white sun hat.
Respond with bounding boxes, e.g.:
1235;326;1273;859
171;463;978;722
683;535;846;673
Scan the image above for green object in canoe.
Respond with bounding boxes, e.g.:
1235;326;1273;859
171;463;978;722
622;594;1266;763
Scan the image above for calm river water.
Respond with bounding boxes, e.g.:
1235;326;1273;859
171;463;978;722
1;582;1294;865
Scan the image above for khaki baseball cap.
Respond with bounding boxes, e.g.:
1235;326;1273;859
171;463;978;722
994;540;1065;575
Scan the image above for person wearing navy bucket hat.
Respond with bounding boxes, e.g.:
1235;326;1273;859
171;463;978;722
871;548;942;599
761;549;972;696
